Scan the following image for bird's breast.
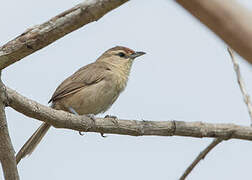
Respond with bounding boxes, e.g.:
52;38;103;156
110;65;131;93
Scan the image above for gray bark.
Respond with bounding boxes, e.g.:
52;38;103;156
7;87;252;141
0;74;19;180
0;0;128;69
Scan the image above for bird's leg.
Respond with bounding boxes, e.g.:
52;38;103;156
68;107;78;115
83;114;99;136
105;115;119;125
81;114;106;138
68;107;86;136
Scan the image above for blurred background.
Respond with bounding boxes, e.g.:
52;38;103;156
1;0;252;179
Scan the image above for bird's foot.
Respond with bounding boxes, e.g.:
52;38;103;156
100;133;107;138
79;131;85;136
78;114;95;136
86;114;96;122
105;115;117;119
99;115;118;138
67;107;85;136
105;115;119;125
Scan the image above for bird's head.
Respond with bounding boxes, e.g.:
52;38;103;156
96;46;146;68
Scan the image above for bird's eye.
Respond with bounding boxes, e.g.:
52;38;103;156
118;52;126;57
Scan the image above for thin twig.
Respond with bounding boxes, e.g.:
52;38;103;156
179;138;223;180
228;47;252;125
179;47;252;179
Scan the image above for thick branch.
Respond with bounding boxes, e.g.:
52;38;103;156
6;87;252;141
0;0;128;70
0;75;19;180
176;0;252;64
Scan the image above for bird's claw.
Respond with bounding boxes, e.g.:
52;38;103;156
100;133;107;138
105;115;118;125
78;114;95;136
86;114;96;122
105;115;117;119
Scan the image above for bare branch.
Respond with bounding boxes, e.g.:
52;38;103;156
179;47;252;179
179;138;223;180
0;73;19;180
176;0;252;64
5;86;252;141
228;48;252;125
0;0;128;70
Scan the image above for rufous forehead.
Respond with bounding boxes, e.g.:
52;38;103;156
110;46;135;54
121;47;135;54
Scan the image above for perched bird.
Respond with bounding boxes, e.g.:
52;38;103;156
16;46;145;164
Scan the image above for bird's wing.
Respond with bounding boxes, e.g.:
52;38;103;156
48;62;111;103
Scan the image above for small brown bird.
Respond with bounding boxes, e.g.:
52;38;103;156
16;46;145;163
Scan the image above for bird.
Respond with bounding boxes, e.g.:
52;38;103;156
16;46;146;164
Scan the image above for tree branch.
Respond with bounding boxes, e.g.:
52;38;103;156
5;86;252;141
174;0;252;176
176;0;252;64
0;74;19;180
228;48;252;125
179;47;252;179
179;138;223;180
0;0;128;70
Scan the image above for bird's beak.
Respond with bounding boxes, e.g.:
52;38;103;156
129;51;146;59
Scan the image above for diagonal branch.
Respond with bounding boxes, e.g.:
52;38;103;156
176;0;252;64
0;0;128;70
228;48;252;125
0;73;19;180
179;47;252;179
6;86;252;141
179;138;223;180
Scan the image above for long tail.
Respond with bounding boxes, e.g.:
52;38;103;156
16;122;51;164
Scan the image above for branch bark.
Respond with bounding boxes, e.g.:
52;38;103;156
176;0;252;64
0;74;19;180
0;0;128;70
228;48;252;125
6;86;252;141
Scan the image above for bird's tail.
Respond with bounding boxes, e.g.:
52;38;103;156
16;122;51;164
